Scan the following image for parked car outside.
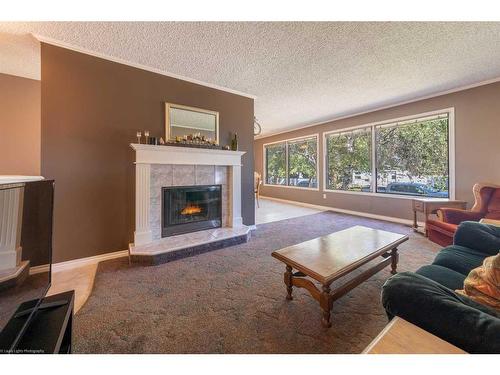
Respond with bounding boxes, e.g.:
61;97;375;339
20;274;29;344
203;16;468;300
383;182;448;197
295;179;317;188
360;185;387;192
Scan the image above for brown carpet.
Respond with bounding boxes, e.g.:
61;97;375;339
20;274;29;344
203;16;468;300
73;211;440;353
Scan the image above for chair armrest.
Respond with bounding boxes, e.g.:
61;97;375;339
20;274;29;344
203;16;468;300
454;221;500;256
426;219;458;234
382;272;500;353
438;208;484;225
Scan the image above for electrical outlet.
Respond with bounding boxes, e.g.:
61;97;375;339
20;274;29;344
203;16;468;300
323;193;326;199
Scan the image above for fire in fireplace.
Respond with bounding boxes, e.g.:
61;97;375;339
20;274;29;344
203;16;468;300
180;204;202;216
162;185;222;237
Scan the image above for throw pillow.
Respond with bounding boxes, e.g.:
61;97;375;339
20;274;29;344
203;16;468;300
456;252;500;310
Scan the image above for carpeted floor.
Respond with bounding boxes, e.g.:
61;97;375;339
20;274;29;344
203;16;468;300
73;211;440;353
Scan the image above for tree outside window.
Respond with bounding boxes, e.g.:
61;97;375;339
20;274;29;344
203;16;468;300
326;128;371;191
288;137;318;188
264;136;318;188
376;118;449;197
265;142;286;185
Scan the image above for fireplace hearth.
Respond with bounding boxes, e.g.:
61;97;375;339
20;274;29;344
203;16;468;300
162;185;222;237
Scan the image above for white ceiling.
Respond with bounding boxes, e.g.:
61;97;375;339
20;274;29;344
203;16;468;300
1;22;500;137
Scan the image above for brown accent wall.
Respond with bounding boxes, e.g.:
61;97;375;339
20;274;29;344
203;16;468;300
41;44;254;263
0;73;41;175
254;81;500;221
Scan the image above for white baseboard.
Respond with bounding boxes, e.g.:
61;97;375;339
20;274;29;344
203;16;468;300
29;249;129;275
29;264;50;275
260;195;426;228
248;225;257;230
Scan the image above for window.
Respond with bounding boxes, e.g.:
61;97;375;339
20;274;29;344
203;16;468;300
287;137;318;188
264;135;318;189
265;142;286;185
325;110;452;198
375;114;450;197
325;128;372;191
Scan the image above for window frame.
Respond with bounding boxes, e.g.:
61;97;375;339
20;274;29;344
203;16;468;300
263;133;320;191
322;108;455;200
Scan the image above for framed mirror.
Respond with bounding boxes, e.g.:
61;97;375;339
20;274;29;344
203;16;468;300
165;103;219;144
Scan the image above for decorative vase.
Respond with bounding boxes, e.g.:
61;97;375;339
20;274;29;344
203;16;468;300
231;133;238;151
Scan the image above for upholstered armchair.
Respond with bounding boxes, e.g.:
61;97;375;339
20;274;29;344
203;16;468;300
426;183;500;246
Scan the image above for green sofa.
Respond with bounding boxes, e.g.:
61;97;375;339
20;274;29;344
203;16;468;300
382;221;500;353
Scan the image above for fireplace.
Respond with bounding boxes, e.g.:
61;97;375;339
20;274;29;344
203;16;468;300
162;185;222;237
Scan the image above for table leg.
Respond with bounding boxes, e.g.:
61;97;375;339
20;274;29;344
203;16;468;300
284;265;293;300
320;284;332;328
413;209;418;232
391;248;399;275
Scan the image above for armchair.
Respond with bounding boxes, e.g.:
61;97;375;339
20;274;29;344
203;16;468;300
427;183;500;246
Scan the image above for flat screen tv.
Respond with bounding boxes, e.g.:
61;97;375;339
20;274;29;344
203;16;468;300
0;178;54;352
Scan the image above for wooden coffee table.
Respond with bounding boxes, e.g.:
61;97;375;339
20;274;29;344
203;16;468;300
272;226;408;328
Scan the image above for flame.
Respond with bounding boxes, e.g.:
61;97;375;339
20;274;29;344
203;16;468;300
181;204;202;215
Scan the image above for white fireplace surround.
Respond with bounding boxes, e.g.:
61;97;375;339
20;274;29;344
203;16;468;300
130;144;246;246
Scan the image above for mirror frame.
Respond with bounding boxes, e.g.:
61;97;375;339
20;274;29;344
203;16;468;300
165;103;220;144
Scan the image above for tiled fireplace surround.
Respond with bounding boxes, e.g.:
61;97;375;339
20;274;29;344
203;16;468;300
149;164;230;240
129;144;251;264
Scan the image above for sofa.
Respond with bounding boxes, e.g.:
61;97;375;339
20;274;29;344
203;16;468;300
382;221;500;353
426;183;500;247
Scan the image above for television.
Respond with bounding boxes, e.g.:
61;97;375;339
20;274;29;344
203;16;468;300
0;177;54;352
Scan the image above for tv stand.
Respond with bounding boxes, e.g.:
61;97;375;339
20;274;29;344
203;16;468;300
0;291;74;353
14;299;69;319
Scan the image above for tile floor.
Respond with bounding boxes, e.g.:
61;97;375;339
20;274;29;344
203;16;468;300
256;196;326;225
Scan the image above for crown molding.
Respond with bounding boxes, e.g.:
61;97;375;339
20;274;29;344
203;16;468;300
255;75;500;140
32;33;257;100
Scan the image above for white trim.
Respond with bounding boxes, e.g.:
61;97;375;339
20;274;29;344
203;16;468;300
262;133;320;146
52;249;128;272
321;107;455;199
0;261;29;283
260;196;426;228
370;125;377;194
321;107;454;137
0;175;44;184
263;184;319;192
321;189;459;202
131;143;245;166
254;76;500;139
29;264;50;275
448;108;456;200
32;33;257;100
29;249;128;275
262;133;320;191
248;225;257;231
322;189;438;200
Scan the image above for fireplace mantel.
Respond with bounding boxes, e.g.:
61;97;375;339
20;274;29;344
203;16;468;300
130;143;246;246
130;144;246;166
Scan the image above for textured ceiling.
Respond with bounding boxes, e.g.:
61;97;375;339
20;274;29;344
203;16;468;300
1;22;500;136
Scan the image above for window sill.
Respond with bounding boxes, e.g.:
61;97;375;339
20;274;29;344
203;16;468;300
263;184;319;191
323;189;451;200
